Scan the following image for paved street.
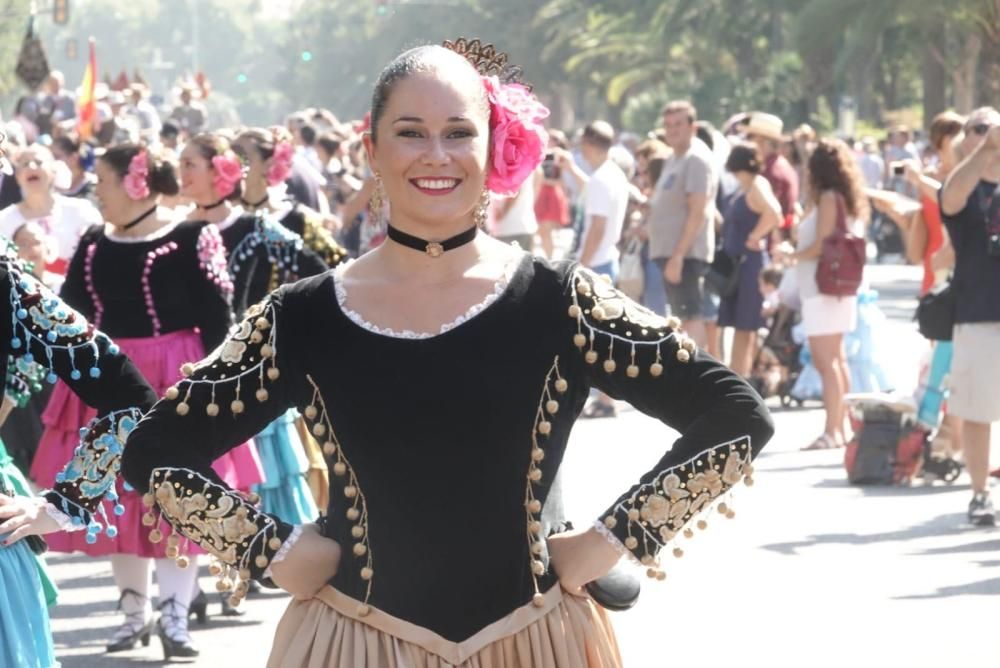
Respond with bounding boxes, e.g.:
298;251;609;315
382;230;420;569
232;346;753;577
48;263;995;667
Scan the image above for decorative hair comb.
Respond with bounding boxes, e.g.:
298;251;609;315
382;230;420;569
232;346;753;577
442;38;527;89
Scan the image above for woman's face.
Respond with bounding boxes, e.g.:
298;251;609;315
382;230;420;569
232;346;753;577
94;159;133;223
14;148;55;195
179;143;216;201
365;69;490;230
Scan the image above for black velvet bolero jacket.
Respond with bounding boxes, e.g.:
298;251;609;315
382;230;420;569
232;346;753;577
123;253;775;643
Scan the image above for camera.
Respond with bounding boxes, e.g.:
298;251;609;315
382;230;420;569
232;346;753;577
542;153;561;180
892;163;905;176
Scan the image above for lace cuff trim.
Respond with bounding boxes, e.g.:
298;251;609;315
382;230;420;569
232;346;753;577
592;519;640;565
44;502;78;531
332;252;523;339
262;524;304;579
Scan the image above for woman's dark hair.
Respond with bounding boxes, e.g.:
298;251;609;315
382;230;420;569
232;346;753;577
236;126;293;161
695;121;716;151
646;156;667;187
317;133;341;159
807;138;867;219
299;123;317;147
369;45;486;143
99;143;179;196
928;111;965;152
725;141;762;175
188;133;242;201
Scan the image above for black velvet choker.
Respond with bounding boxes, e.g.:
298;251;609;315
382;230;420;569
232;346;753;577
386;224;477;258
122;204;158;231
198;199;227;211
241;194;269;209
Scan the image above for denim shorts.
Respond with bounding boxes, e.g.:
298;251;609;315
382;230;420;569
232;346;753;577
654;257;709;319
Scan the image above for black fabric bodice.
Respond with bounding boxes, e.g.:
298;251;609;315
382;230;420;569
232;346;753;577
124;254;774;642
59;221;233;353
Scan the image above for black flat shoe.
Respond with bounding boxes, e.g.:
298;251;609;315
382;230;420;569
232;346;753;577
156;618;199;661
188;589;208;625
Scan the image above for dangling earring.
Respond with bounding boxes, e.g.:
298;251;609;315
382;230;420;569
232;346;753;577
369;174;385;222
474;188;491;229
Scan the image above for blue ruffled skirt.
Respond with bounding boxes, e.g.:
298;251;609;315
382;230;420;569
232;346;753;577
0;535;58;668
253;410;318;524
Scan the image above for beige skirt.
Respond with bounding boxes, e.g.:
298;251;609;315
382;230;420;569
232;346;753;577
268;585;622;668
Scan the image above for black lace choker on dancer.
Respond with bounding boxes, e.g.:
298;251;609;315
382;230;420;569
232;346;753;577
121;205;159;231
386;224;478;258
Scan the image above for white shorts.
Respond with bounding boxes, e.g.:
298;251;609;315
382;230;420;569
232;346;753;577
948;322;1000;423
801;294;857;338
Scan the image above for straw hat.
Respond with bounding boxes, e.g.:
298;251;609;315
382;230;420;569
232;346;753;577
746;112;784;141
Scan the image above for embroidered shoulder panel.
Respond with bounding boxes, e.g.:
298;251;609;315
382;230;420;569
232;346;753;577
163;297;280;418
300;210;347;268
43;407;143;538
2;247;120;383
600;436;755;574
567;266;696;377
196;224;235;300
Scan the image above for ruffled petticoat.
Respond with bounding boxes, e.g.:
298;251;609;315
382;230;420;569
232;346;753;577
254;410;318;524
32;329;264;557
268;584;621;668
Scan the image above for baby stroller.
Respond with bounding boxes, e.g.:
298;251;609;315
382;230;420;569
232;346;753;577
749;303;804;407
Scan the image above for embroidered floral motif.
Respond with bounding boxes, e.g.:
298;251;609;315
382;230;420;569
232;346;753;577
219;340;247;364
196;225;235;299
601;436;755;578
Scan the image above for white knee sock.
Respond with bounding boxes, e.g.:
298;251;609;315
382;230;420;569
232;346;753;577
155;558;198;641
109;554;152;631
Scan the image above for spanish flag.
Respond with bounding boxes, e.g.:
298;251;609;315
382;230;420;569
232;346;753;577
77;38;96;140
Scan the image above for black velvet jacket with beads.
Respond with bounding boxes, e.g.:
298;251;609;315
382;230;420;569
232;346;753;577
276;204;349;270
60;221;235;354
122;254;774;642
218;212;335;319
0;242;156;529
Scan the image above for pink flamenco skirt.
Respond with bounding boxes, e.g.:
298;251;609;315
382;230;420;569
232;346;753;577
31;329;264;558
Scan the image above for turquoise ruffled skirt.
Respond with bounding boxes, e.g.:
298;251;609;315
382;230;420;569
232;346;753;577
0;534;58;668
253;410;318;524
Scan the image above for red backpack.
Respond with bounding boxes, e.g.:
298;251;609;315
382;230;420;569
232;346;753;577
816;193;865;297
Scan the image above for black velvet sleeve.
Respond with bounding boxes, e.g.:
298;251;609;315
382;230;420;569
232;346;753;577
190;223;236;352
281;207;348;271
563;266;774;572
0;247;156;532
122;292;297;594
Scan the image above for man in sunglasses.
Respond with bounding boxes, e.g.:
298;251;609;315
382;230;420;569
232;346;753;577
940;106;1000;526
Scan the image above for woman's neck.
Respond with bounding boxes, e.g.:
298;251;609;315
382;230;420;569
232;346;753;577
192;199;233;225
109;200;165;238
241;177;269;210
20;191;54;218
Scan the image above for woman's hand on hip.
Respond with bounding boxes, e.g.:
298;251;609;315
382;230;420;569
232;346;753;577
547;525;622;594
270;523;342;600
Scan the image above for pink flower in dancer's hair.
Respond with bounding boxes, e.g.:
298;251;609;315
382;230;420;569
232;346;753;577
481;76;549;196
266;141;294;187
212;151;243;198
124;151;151;200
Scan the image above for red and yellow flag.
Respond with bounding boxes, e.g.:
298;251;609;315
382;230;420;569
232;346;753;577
77;38;96;140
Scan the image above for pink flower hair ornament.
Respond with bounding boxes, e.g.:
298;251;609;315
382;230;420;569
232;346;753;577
266;140;294;187
211;151;243;199
481;76;549;197
123;151;151;200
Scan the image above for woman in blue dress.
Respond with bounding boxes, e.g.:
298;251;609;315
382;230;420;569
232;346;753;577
717;142;781;377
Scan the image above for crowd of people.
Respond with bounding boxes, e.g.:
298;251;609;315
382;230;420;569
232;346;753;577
0;41;994;667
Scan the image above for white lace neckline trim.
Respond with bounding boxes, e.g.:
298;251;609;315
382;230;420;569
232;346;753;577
333;252;525;340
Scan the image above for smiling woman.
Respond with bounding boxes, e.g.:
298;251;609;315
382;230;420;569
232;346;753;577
121;40;774;668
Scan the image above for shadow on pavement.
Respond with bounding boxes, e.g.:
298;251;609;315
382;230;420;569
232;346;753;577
761;512;971;555
893;576;1000;599
812;477;965;496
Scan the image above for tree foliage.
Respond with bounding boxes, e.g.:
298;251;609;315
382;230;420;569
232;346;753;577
1;0;997;133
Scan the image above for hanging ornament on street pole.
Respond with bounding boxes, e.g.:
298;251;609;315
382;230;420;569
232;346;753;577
15;16;51;90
